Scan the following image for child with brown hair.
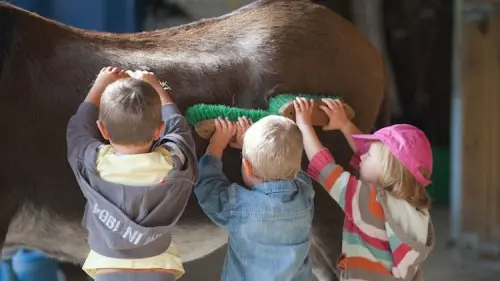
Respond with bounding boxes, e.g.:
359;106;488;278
293;97;435;281
66;66;197;281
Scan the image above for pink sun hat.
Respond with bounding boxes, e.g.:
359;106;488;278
351;124;433;187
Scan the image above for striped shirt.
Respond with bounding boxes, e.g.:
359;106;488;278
307;148;435;281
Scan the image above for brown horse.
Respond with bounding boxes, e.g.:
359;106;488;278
0;0;388;280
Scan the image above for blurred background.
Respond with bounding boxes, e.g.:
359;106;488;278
0;0;499;280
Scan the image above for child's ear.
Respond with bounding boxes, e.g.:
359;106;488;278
153;122;165;140
242;158;255;178
96;120;110;140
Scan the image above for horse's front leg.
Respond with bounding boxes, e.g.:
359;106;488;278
308;130;354;281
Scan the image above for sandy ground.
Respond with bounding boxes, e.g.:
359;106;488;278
57;206;500;281
420;207;500;281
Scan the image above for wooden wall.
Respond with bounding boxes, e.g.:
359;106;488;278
461;15;500;247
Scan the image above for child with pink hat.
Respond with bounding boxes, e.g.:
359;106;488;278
293;97;435;281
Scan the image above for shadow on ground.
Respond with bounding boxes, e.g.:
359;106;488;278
62;206;500;281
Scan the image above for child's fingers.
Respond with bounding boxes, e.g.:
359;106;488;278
319;105;331;114
308;99;315;111
293;100;301;113
225;118;236;134
242;116;252;127
297;97;308;112
322;98;336;110
235;121;242;134
118;70;128;78
237;117;244;129
101;66;112;73
321;98;332;109
335;100;347;114
228;123;236;135
221;117;230;132
214;118;222;131
232;123;238;135
332;100;343;111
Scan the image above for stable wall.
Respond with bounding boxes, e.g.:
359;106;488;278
4;0;139;32
457;10;500;253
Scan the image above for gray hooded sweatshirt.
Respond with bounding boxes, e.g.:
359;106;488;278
66;102;197;259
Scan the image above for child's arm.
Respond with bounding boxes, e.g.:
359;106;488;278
129;71;195;173
306;147;363;212
319;98;362;153
340;121;362;153
294;98;379;217
340;122;363;170
157;102;196;170
66;67;127;167
318;98;364;171
194;154;234;227
194;118;237;227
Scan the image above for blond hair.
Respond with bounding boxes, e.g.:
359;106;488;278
374;142;432;210
99;78;161;145
242;115;303;182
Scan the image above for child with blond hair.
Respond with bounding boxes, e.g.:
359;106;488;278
294;97;435;281
194;115;314;281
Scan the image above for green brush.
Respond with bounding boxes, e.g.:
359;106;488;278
185;93;355;140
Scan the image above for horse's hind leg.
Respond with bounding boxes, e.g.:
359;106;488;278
60;262;91;281
0;182;20;258
310;184;343;281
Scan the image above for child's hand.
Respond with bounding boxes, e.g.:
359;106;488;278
229;116;253;149
320;99;351;131
126;70;161;87
86;66;128;106
126;70;173;104
293;97;326;162
93;66;128;90
293;97;315;130
207;118;237;157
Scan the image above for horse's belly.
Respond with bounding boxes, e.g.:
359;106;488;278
172;224;228;262
4;203;227;264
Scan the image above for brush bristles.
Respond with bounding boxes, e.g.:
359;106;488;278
185;104;269;125
267;93;342;114
185;93;342;125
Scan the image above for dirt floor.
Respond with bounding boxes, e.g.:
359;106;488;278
420;207;500;281
57;206;500;281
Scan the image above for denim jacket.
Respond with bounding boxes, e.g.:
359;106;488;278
194;155;315;281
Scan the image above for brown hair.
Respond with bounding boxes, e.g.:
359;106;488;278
99;78;161;145
375;142;432;210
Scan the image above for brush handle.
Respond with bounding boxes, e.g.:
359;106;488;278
194;119;238;141
278;100;355;126
194;119;217;140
